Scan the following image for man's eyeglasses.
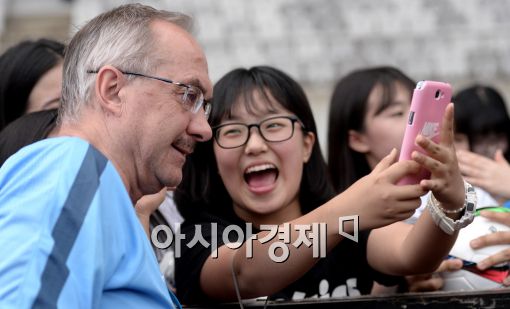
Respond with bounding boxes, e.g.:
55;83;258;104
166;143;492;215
213;115;305;149
86;69;211;119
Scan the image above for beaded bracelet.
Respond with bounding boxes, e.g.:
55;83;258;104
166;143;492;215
429;180;475;214
426;180;477;235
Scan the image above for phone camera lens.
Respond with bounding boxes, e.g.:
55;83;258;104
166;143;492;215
435;90;442;99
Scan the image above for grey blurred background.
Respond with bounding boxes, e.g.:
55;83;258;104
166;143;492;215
1;0;509;150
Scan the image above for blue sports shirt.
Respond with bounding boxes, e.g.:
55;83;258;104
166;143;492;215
0;137;178;308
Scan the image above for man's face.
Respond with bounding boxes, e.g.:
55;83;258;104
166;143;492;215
120;20;212;195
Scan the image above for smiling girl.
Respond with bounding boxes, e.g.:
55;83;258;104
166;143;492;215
174;66;470;304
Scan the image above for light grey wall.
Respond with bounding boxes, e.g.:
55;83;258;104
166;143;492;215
2;0;510;151
165;0;510;151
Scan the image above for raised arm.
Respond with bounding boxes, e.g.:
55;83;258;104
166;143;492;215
368;103;468;275
198;150;426;301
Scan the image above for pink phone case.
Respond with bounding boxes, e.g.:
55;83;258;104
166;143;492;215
398;81;452;185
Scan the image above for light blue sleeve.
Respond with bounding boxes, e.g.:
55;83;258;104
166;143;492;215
0;138;176;308
0;138;86;308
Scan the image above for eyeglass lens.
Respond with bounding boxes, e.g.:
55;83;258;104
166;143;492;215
215;116;296;148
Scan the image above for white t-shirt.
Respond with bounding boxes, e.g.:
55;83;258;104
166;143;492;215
158;191;184;231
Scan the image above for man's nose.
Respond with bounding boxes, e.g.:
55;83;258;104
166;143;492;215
189;112;212;142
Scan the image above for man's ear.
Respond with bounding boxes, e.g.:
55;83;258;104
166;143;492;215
348;129;370;153
95;65;126;116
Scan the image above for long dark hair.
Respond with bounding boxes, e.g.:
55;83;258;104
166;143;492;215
175;66;335;220
327;66;415;193
453;84;510;161
0;108;58;166
0;38;64;130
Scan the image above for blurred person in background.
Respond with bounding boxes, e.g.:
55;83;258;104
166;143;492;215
454;85;510;204
452;85;510;284
0;109;58;166
0;38;65;130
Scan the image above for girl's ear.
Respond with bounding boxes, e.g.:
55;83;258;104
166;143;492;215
348;129;370;153
303;131;315;163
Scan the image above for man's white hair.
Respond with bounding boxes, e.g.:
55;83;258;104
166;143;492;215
59;3;193;122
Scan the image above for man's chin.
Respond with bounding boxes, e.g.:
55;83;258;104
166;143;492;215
160;174;182;190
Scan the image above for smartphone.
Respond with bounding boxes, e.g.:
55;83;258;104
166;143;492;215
398;80;452;185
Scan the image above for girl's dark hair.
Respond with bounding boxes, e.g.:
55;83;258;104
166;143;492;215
0;108;58;166
175;66;335;219
0;38;65;130
327;66;415;193
453;85;510;160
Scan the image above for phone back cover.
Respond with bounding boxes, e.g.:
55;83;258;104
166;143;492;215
398;81;452;185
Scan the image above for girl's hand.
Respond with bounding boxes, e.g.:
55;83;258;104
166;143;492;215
345;148;426;230
135;187;167;238
411;103;464;211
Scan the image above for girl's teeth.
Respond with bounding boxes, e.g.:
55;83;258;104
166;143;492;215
246;164;275;173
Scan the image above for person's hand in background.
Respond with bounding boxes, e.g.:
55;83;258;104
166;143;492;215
457;149;510;203
470;210;510;286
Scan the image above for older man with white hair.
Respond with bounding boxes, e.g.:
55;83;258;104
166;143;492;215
0;3;212;308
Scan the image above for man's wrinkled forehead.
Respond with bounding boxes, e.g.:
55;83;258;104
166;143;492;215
150;19;212;95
